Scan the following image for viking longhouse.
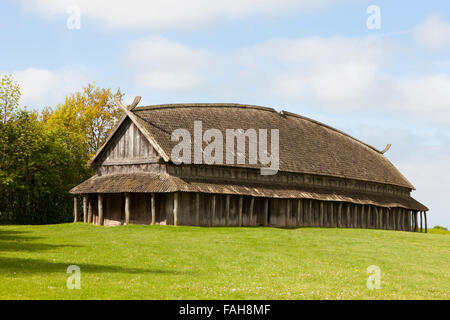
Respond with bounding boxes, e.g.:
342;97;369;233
70;98;428;232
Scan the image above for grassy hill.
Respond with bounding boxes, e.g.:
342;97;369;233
0;223;448;299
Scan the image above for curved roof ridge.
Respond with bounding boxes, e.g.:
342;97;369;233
281;111;383;154
135;103;276;113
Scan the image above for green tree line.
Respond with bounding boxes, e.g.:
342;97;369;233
0;75;123;224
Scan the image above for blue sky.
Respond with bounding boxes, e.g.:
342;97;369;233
1;0;450;227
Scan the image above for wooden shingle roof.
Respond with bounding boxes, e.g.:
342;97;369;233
89;103;414;189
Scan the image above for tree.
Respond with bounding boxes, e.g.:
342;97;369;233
0;74;21;124
44;83;124;160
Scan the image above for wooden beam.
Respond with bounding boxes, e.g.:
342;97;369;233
297;199;302;227
124;193;130;225
346;204;351;228
319;201;324;227
73;196;78;223
286;199;291;227
225;195;230;226
249;197;255;226
309;200;313;227
88;197;93;224
173;192;179;226
195;193;200;226
374;206;379;229
353;204;357;228
330;202;334;228
128;96;141;111
98;194;104;226
264;198;269;226
151;193;156;225
420;211;423;233
424;211;427;233
83;196;87;223
238;195;243;226
367;205;371;229
337;202;342;228
361;205;365;228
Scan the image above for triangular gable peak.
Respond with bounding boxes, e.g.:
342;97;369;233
87;98;169;168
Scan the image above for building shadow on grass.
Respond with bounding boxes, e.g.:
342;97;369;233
0;256;194;276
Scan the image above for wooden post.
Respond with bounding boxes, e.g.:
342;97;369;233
361;205;365;228
309;200;313;227
225;195;230;226
353;204;357;228
249;197;254;226
286;199;291;227
98;194;104;226
367;205;371;229
346;204;350;228
73;196;78;223
88;197;93;224
374;207;379;229
386;208;390;230
211;194;216;227
124;193;130;225
424;211;427;233
83;196;87;223
264;198;269;226
238;195;243;226
337;202;342;228
415;211;419;232
151;193;156;225
297;199;302;227
330;202;334;227
319;201;324;227
420;211;423;233
195;193;200;226
173;192;179;226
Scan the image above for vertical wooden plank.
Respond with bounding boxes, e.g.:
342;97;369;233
367;205;371;229
286;199;291;228
329;202;334;228
297;199;302;227
419;211;423;232
309;200;313;227
249;197;254;226
98;194;104;226
424;211;427;233
337;202;342;228
346;203;351;228
88;197;93;224
264;198;269;226
151;193;156;225
353;204;357;228
225;195;230;226
238;195;243;226
83;195;88;223
361;205;365;229
374;206;379;229
174;192;179;226
210;194;216;227
319;201;324;227
124;193;130;225
195;193;200;226
73;196;78;223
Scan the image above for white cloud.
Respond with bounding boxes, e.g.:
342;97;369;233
5;68;89;108
414;15;450;50
124;37;211;91
17;0;334;30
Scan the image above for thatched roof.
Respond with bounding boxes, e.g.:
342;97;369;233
89;103;414;189
69;173;427;211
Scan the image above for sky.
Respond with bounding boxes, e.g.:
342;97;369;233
1;0;449;227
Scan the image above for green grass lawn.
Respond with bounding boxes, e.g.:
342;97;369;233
0;223;448;299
